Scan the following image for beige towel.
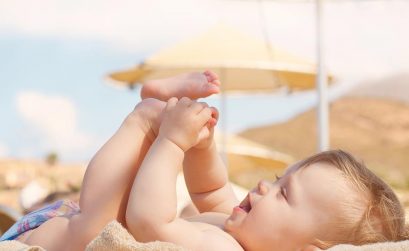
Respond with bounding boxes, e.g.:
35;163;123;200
86;221;189;251
0;240;45;251
328;241;409;251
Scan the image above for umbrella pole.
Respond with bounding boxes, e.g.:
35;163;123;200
316;0;329;152
220;68;229;166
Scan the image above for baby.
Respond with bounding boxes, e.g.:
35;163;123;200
1;71;407;251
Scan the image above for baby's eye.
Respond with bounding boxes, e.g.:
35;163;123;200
280;187;288;201
275;174;282;182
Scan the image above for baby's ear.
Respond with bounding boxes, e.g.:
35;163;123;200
299;244;323;251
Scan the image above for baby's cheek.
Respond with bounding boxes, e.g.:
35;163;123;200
264;206;294;231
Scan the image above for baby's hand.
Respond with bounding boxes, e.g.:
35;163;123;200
193;107;218;150
158;97;213;151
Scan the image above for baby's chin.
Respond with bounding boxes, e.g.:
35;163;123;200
223;219;252;251
224;206;248;232
223;218;238;236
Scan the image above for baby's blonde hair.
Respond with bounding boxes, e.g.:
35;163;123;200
296;150;408;249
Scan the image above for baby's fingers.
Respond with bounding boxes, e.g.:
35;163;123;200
190;101;209;114
165;97;178;111
208;107;219;127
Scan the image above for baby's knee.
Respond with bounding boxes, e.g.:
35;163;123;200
129;99;165;134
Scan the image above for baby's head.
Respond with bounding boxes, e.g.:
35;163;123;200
224;150;407;251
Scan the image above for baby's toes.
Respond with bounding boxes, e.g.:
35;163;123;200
204;70;220;85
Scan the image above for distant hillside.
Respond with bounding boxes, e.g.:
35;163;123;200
240;97;409;188
349;74;409;104
0;159;85;212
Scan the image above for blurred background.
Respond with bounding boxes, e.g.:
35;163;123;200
0;0;409;233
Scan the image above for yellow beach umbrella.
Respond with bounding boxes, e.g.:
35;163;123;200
108;24;332;93
106;24;332;172
215;132;293;169
214;132;294;188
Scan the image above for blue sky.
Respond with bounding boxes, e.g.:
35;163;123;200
0;34;142;161
0;0;408;162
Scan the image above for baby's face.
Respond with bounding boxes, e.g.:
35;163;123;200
224;162;352;251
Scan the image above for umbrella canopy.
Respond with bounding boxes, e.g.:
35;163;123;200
214;132;293;170
108;24;332;93
214;132;294;188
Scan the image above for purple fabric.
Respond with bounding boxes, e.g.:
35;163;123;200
0;199;80;241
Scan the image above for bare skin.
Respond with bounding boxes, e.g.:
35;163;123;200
22;71;221;251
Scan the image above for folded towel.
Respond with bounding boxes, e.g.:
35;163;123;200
86;221;189;251
328;241;409;251
0;240;45;251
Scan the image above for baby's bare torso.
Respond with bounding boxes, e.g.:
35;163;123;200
183;212;244;251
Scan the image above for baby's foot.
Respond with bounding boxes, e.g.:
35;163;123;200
140;70;221;101
131;98;166;142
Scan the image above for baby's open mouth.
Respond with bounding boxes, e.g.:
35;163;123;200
239;194;252;213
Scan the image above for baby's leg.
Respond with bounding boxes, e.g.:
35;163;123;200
25;99;166;251
141;70;220;101
78;99;165;223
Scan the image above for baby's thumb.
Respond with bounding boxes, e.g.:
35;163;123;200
198;126;210;142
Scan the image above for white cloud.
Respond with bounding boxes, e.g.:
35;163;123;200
0;143;9;158
15;91;94;158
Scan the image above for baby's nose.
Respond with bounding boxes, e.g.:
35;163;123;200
257;179;270;195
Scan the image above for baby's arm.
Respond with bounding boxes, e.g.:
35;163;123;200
126;98;213;249
183;119;239;214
